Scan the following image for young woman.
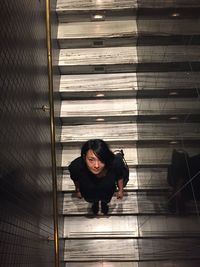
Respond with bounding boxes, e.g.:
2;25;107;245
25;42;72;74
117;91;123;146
68;139;124;215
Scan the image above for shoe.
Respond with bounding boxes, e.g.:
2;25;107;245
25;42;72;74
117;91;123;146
101;201;109;215
91;202;99;215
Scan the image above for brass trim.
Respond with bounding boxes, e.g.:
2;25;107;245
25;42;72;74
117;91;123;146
45;1;60;267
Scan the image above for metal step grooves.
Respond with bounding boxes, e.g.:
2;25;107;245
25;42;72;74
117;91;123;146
64;262;200;267
63;215;200;239
62;192;199;216
64;238;200;262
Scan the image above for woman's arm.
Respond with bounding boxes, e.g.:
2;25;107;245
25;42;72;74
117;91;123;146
116;178;124;199
68;157;83;199
73;180;82;198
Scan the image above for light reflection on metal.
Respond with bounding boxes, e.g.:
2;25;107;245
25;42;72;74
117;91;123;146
91;14;105;21
45;1;60;266
171;12;180;17
169;141;179;144
96;93;105;97
169;91;178;96
96;118;105;122
169;116;179;120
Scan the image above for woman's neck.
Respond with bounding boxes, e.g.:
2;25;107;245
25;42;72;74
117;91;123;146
96;168;107;178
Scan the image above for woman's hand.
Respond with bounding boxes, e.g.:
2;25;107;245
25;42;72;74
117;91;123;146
74;181;82;198
75;190;82;199
117;178;124;199
116;190;124;199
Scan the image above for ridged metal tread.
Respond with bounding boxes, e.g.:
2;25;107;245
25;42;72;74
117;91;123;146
64;237;200;262
57;21;136;42
56;0;136;24
60;98;200;122
59;72;138;98
56;0;200;13
59;72;200;100
59;46;200;65
56;0;136;11
61;123;200;144
63;215;200;239
62;191;200;216
57;20;200;38
63;191;164;215
64;261;200;267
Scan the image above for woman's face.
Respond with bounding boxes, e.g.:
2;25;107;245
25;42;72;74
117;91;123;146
85;149;105;175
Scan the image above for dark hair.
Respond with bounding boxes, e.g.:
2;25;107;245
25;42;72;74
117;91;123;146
81;139;114;167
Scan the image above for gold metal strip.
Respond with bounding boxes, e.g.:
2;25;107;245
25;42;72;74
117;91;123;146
45;1;60;266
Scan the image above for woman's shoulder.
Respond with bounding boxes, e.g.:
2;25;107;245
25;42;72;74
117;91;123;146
68;157;84;171
111;154;124;168
113;153;123;162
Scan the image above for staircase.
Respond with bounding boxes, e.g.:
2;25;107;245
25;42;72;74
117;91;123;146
56;1;200;266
